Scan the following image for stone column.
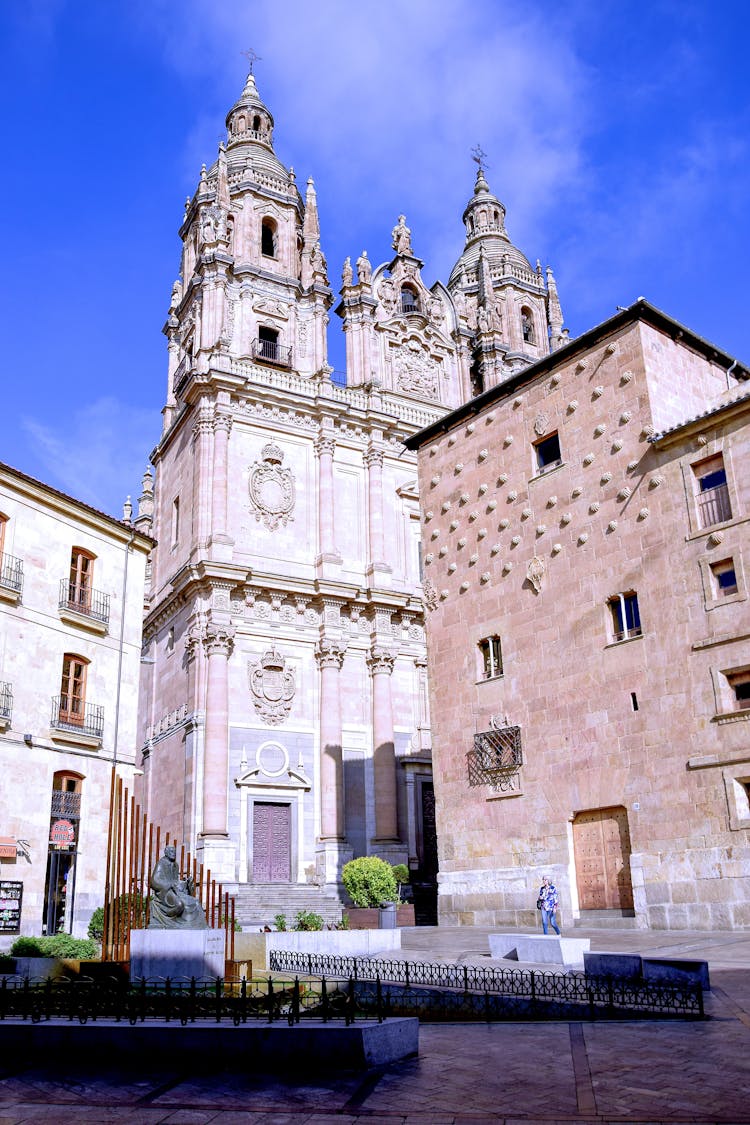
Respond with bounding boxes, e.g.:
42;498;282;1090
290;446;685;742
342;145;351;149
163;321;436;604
315;433;342;565
365;444;392;584
315;638;347;840
368;645;399;843
192;405;214;548
201;622;235;837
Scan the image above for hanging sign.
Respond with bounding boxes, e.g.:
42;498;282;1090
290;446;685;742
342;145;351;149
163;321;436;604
50;820;76;847
0;880;22;933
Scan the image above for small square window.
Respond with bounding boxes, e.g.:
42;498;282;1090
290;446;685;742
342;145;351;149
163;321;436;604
534;432;561;474
608;591;642;643
478;636;503;679
711;558;738;597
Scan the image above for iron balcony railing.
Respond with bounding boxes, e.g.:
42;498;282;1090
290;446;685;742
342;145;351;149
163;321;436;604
50;696;104;740
0;553;23;594
51;790;82;820
0;681;12;722
698;483;732;528
252;338;292;367
59;580;110;625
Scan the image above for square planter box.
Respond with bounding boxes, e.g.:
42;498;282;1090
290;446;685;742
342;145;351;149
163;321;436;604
345;906;415;929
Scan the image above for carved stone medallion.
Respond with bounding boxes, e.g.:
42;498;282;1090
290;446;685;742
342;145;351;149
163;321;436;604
248;442;295;530
249;646;296;725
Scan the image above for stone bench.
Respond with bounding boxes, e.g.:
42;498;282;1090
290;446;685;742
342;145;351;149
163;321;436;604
583;952;643;981
642;957;710;991
489;933;590;967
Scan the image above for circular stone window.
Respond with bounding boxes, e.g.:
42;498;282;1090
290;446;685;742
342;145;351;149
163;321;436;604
256;741;289;778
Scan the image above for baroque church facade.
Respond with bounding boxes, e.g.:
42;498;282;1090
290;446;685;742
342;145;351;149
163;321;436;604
135;71;567;913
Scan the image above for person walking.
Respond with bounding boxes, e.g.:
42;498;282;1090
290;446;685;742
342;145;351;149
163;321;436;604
538;875;561;935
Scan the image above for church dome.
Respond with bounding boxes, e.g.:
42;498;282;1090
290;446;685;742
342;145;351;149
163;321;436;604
448;169;536;290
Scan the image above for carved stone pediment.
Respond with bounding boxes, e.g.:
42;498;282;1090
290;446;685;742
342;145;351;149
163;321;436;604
253;298;289;320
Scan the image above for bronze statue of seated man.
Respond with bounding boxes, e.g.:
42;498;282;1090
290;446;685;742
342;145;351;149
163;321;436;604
148;843;208;929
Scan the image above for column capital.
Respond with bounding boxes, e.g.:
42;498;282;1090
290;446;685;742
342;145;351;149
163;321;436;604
315;637;347;671
315;434;336;459
204;622;235;658
192;405;214;440
367;645;395;676
213;411;233;435
364;445;385;470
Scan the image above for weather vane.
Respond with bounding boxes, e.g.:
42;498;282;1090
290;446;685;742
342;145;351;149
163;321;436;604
241;48;262;74
471;143;489;172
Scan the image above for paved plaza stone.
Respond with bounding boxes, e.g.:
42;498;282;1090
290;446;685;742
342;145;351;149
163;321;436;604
0;926;748;1123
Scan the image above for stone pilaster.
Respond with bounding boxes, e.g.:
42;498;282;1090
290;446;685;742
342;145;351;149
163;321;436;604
365;444;392;585
314;637;352;883
315;432;342;573
367;645;399;844
209;410;234;559
197;620;236;881
191;405;214;550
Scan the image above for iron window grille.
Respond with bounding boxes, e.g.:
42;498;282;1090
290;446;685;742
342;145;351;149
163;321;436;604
59;579;110;625
51;790;82;820
50;696;104;740
468;724;523;787
0;553;23;594
0;681;12;722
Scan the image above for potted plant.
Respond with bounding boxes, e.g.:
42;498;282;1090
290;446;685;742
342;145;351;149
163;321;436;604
342;857;416;928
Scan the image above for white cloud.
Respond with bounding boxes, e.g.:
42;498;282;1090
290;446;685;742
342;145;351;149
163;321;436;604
22;398;154;518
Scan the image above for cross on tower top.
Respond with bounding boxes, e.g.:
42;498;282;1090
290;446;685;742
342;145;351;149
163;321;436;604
241;48;262;73
471;144;489;173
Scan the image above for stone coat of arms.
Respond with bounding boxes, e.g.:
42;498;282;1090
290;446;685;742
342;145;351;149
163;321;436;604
249;442;295;530
249;646;296;725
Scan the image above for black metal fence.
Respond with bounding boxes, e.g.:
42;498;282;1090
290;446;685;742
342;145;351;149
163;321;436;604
0;975;383;1025
268;951;704;1021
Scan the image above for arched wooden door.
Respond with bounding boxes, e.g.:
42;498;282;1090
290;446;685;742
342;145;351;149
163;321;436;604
573;806;633;910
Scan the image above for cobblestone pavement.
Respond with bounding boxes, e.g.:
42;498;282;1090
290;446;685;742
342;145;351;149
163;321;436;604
0;927;748;1123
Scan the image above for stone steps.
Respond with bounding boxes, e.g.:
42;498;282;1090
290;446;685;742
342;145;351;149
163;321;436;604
226;883;345;929
573;909;639;930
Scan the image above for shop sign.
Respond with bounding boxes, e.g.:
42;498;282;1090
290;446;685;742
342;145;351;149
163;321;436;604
0;837;16;859
0;880;22;934
50;819;76;847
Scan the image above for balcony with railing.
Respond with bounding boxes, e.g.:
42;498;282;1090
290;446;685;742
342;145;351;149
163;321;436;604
51;790;82;820
698;483;732;529
251;338;293;368
58;580;110;633
50;696;104;746
0;553;23;603
0;681;12;730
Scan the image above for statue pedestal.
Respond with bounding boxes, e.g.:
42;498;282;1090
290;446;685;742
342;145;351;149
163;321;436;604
129;929;225;982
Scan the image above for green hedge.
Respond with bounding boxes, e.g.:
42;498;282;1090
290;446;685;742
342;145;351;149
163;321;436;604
10;934;99;960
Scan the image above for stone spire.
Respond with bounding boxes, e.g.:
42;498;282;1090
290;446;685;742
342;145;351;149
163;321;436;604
546;266;566;349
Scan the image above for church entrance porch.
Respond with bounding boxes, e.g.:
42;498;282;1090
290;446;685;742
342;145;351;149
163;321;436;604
572;805;634;912
252;802;291;883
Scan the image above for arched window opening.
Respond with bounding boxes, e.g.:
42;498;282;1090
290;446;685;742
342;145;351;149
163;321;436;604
253;114;261;132
58;654;89;727
521;307;535;344
401;285;419;314
237;114;246;134
261;219;276;258
44;771;84;936
69;547;95;613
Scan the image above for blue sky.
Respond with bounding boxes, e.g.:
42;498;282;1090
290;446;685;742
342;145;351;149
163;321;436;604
1;1;747;517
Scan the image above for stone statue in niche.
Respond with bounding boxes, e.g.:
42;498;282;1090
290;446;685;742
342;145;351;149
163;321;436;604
391;214;412;254
249;645;296;725
148;845;208;929
248;442;296;531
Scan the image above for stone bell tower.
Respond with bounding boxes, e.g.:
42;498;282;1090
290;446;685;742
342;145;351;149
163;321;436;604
138;72;438;912
447;165;568;394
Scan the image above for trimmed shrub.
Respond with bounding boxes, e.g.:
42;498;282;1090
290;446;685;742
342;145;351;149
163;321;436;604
293;910;324;931
87;893;146;942
10;934;99;960
341;856;397;908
